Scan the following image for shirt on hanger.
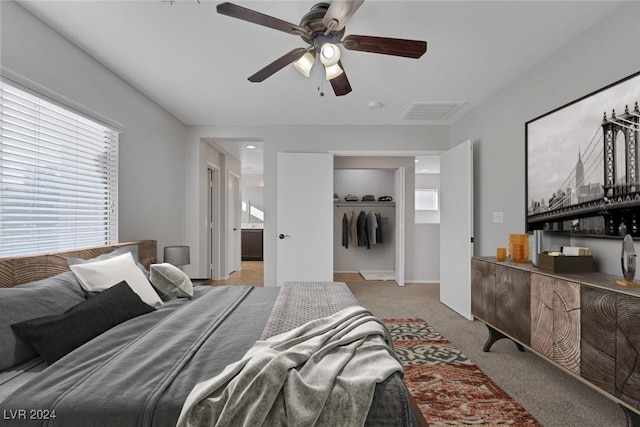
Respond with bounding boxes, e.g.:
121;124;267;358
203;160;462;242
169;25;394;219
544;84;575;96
349;211;357;247
367;211;378;245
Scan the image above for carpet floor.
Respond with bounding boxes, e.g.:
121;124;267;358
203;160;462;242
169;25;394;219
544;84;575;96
385;318;542;426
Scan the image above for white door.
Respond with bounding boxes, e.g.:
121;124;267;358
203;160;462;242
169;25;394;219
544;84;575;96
394;167;405;286
276;153;333;287
440;140;474;320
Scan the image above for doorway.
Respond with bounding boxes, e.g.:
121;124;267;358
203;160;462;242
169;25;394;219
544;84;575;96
209;261;264;286
332;158;407;287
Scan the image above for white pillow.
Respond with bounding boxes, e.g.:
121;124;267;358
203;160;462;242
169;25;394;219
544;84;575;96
70;252;163;307
149;263;193;299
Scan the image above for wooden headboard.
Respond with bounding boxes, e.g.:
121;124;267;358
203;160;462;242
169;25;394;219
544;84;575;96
0;240;157;288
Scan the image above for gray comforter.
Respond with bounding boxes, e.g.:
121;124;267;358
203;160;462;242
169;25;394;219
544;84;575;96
177;306;403;427
0;286;278;427
1;284;415;427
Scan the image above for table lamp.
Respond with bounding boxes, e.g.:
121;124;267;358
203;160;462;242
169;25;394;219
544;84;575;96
163;245;190;267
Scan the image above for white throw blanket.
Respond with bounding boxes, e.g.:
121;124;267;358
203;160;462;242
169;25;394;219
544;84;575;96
176;306;403;427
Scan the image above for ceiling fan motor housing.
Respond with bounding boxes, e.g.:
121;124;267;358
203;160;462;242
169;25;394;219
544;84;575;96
299;3;345;47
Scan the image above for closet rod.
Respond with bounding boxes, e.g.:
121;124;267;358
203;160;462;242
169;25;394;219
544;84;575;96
335;203;395;208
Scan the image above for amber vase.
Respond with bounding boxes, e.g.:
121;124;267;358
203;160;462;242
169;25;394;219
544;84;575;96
508;234;529;263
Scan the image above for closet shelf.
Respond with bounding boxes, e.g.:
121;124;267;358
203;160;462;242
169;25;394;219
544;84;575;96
334;201;396;208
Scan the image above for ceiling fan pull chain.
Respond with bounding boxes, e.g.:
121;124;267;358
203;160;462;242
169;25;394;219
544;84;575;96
317;60;325;97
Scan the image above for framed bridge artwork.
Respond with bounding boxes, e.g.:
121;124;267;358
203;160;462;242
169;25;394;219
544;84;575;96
526;71;640;237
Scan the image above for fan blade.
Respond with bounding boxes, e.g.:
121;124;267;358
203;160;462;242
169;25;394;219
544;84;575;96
322;0;365;32
248;48;307;83
342;35;427;58
329;62;352;96
217;2;309;37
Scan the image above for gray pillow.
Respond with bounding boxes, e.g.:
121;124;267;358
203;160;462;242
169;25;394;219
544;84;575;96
0;272;87;370
149;263;194;299
12;281;155;365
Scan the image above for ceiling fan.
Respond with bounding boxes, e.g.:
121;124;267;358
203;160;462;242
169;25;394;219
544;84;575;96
216;1;427;96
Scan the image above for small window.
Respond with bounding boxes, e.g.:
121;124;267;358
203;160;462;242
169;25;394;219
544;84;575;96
415;189;438;211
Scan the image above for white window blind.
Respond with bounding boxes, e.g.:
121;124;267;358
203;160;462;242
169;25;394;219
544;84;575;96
0;81;118;257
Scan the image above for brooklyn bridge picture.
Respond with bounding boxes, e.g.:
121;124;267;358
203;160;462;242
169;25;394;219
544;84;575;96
526;72;640;237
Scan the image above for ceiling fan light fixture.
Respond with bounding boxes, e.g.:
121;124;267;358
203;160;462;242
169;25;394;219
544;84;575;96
324;63;344;80
320;43;340;66
293;51;315;77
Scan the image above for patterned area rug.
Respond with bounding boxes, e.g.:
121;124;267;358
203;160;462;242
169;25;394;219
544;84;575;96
384;318;542;426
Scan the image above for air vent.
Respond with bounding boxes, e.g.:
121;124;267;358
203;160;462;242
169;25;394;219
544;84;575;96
400;102;467;122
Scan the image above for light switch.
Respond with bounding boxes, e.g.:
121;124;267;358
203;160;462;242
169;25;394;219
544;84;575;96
492;211;504;223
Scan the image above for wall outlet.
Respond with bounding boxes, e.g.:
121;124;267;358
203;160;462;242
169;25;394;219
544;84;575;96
492;211;504;223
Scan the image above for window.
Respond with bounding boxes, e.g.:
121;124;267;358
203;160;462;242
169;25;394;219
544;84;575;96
0;80;119;257
242;200;264;222
415;189;438;211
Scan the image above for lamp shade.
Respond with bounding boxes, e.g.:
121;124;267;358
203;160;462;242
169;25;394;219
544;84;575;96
164;246;190;266
293;52;315;77
324;63;344;80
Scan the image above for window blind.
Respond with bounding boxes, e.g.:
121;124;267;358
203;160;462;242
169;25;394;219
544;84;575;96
0;81;118;257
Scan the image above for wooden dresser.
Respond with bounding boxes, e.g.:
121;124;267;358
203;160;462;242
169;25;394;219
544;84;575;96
471;256;640;423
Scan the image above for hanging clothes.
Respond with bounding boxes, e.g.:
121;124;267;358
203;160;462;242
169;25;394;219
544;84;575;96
342;213;349;248
357;211;369;248
349;211;357;247
375;212;383;244
367;211;378;245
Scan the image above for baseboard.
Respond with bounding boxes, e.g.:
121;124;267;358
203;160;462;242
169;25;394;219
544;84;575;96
333;273;439;284
405;280;440;284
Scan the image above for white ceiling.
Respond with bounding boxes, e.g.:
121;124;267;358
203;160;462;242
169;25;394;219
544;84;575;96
415;155;440;174
16;0;626;174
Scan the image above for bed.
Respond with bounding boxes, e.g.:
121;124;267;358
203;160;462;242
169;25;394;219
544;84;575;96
0;241;423;426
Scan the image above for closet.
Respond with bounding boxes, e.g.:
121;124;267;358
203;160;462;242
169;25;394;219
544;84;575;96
333;166;403;285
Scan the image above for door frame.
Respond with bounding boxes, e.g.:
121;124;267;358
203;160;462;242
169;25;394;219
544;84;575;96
330;150;439;286
332;165;405;286
227;171;241;275
394;167;405;286
207;165;221;280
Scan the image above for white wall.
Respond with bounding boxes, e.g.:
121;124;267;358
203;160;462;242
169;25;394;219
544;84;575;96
412;173;440;282
451;2;640;276
410;224;440;282
1;1;188;261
